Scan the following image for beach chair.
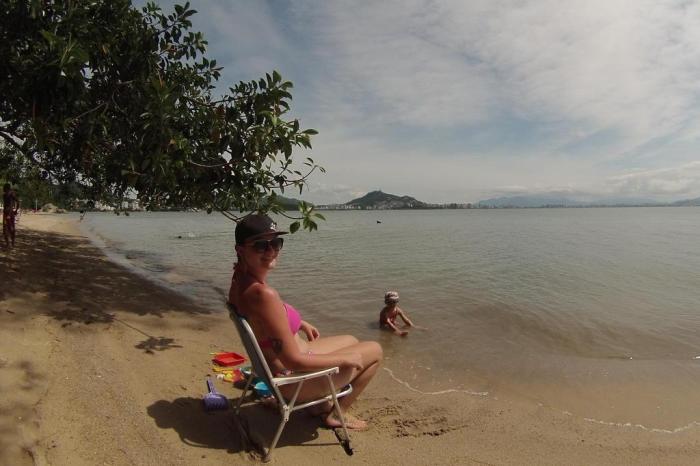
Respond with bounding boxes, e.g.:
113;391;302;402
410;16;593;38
228;303;353;462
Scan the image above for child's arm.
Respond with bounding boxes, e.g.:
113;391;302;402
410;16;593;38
380;313;408;336
388;320;409;336
397;308;414;327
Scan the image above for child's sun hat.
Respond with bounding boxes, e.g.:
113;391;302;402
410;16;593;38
384;291;399;304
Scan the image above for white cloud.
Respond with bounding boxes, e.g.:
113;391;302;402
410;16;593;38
292;0;700;156
302;129;700;203
605;161;700;198
197;1;291;79
302;129;603;203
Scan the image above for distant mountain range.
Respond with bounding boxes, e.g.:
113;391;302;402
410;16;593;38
671;197;700;206
477;195;584;208
278;190;700;209
477;195;700;208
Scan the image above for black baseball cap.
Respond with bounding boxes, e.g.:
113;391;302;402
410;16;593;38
235;214;288;244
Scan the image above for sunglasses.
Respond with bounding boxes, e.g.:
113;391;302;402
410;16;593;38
248;237;284;253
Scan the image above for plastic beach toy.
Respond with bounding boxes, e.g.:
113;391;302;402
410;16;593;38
203;378;229;411
254;381;272;398
222;369;243;383
211;352;246;367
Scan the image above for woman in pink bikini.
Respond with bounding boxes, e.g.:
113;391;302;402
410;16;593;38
228;214;382;430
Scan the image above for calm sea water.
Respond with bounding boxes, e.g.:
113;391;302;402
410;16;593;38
79;208;700;429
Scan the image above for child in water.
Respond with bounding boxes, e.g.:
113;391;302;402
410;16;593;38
379;291;414;336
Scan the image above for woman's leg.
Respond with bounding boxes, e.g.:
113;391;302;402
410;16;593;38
306;334;359;353
280;340;382;429
294;334;358;354
321;340;382;429
333;341;382;410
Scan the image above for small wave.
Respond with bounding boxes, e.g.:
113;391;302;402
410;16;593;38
582;417;700;434
174;231;231;240
383;367;488;397
385;366;700;435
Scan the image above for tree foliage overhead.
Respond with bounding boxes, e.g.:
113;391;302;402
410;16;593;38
0;0;325;230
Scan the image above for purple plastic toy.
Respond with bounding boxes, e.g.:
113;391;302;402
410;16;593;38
203;378;228;411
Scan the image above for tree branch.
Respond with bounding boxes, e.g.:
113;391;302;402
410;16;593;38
70;101;108;122
187;159;230;168
275;210;303;220
0;131;22;150
217;207;245;223
265;165;319;190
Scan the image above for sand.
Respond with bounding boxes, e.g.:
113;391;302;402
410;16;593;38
1;213;699;465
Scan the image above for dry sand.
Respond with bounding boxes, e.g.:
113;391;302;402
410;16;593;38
1;213;699;465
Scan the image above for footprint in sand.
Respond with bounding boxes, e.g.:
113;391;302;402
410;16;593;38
363;402;468;438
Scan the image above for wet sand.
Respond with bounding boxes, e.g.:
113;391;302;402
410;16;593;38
1;213;699;465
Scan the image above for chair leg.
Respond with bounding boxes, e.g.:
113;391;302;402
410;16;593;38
326;374;353;455
264;382;301;461
264;416;288;462
235;375;254;414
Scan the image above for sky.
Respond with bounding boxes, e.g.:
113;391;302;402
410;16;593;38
148;0;700;204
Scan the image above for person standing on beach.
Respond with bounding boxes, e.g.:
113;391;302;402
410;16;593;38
379;291;415;336
228;214;382;430
3;183;19;248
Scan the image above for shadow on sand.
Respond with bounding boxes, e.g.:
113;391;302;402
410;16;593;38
1;228;211;317
1;228;212;354
147;394;335;459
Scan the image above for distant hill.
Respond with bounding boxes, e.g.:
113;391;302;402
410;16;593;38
269;194;305;210
672;197;700;206
346;190;428;209
477;195;584;208
278;194;302;209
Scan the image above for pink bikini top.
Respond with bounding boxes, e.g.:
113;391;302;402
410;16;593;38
257;302;302;349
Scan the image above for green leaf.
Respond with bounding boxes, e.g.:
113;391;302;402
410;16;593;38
289;221;300;233
39;30;59;47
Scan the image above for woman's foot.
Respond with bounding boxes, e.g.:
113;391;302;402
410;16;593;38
324;411;368;431
306;401;333;417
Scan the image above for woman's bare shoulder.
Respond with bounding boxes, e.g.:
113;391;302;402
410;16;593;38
240;282;280;310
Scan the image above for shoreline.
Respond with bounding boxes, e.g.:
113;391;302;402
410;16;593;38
1;214;699;465
76;213;226;309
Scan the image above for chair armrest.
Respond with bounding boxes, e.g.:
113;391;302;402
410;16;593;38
272;366;340;386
